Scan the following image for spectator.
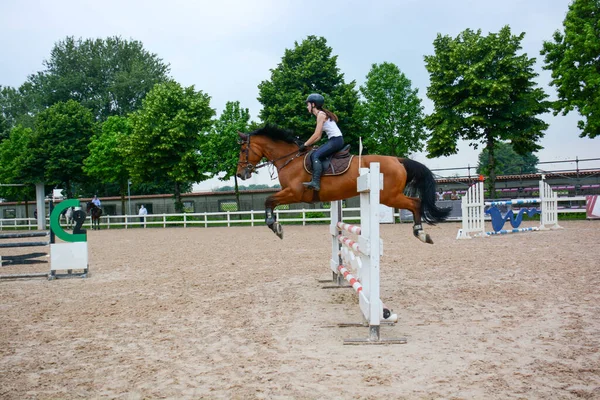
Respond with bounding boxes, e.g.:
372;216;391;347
437;189;445;201
451;190;460;200
34;209;38;219
138;204;148;224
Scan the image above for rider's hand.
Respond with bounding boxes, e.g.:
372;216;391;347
298;143;307;152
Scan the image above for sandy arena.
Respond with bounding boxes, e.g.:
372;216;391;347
1;221;599;399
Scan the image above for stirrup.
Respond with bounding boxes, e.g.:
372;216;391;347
303;181;320;191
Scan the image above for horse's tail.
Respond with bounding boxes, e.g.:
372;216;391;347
399;158;451;224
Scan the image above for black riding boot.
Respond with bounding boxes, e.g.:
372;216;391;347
303;159;323;191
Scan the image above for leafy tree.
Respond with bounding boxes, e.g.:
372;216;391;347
541;0;600;139
83;116;131;212
424;26;549;197
476;141;539;176
26;36;170;121
204;101;251;208
23;100;96;198
359;62;427;156
0;85;36;140
125;81;215;212
257;36;363;151
0;125;36;205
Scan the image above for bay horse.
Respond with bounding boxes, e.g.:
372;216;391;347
86;202;103;230
236;126;451;244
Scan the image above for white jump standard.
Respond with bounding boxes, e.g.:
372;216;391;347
457;176;562;239
328;162;406;345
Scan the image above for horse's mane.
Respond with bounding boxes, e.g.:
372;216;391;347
250;125;298;144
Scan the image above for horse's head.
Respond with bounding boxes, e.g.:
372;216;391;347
86;201;94;212
236;131;264;180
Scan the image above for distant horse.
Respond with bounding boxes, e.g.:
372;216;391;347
236;126;451;244
64;206;74;230
86;202;103;230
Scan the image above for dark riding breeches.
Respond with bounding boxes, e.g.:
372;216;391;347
310;136;344;163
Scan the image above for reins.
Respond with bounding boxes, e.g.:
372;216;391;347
239;135;308;174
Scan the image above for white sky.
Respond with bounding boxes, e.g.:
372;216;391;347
1;0;598;191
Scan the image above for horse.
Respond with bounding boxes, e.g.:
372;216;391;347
236;126;451;244
64;206;74;230
86;202;103;230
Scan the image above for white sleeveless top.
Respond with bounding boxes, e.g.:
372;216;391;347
320;111;343;139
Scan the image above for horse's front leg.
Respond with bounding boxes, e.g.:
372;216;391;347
265;187;301;240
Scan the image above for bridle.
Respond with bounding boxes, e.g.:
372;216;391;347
238;134;306;175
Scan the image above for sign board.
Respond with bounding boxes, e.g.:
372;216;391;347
379;204;395;223
586;195;600;219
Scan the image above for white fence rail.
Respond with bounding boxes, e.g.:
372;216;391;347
0;208;361;230
0;196;589;230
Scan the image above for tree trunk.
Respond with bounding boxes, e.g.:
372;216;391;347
234;175;241;211
120;181;126;216
486;136;496;199
66;180;73;199
174;182;183;213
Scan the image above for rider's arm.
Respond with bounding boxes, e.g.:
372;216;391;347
304;112;327;147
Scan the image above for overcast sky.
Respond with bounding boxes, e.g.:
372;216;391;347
1;0;598;191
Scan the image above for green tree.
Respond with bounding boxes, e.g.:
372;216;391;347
476;141;539;176
125;81;215;212
424;26;549;197
541;0;600;139
359;62;427;156
257;36;362;151
0;85;37;140
204;101;251;207
27;36;170;121
0;125;36;205
83;116;131;212
23;100;96;198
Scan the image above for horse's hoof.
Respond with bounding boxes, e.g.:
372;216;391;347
417;231;434;244
274;223;283;239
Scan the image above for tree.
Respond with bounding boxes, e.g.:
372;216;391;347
0;125;36;205
0;85;36;140
359;62;427;156
424;26;549;197
125;81;215;212
83;116;131;213
541;0;600;139
476;141;539;176
204;101;251;207
257;36;363;151
22;100;96;198
26;36;170;121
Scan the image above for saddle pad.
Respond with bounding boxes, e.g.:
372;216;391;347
304;154;354;176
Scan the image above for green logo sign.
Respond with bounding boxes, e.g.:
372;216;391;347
50;199;87;243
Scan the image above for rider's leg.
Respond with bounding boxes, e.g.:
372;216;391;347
303;136;344;191
303;156;323;191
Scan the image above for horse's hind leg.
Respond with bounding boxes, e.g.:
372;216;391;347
381;192;434;244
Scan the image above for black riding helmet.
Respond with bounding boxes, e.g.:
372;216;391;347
306;93;325;108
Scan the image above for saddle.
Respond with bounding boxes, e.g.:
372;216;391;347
303;145;353;176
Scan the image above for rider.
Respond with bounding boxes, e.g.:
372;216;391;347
302;93;344;191
91;195;101;207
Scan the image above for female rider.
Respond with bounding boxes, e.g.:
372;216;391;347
302;93;344;191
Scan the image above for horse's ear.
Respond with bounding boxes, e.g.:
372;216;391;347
237;131;248;141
